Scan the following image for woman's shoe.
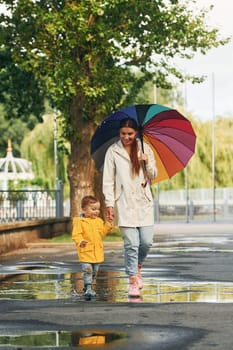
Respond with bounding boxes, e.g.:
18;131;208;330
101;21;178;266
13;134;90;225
128;275;140;297
137;264;143;289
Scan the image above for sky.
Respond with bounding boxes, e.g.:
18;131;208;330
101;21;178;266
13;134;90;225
176;0;233;120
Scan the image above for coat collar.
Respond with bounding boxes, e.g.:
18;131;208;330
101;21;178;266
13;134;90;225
115;138;142;147
111;138;143;164
112;140;130;160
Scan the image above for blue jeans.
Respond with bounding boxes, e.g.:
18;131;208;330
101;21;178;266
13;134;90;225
81;263;100;289
120;226;154;276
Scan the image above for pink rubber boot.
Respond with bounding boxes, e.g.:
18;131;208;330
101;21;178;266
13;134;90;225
128;275;140;297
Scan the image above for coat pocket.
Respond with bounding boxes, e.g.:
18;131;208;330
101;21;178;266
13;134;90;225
141;183;153;202
79;242;94;253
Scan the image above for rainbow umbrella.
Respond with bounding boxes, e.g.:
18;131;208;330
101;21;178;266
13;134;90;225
91;104;196;183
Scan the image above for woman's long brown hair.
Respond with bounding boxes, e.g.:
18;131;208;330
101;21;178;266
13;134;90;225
119;118;140;175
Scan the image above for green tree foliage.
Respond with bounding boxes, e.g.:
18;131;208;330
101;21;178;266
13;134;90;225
0;47;45;123
210;117;233;187
21;114;68;191
0;0;228;215
159;115;233;190
0;46;45;156
0;104;30;156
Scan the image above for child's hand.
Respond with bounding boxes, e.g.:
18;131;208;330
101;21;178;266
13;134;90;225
106;217;114;225
79;240;88;248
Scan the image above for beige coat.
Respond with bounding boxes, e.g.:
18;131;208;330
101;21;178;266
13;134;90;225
103;139;157;227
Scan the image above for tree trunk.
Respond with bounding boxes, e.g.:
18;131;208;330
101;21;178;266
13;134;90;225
67;96;96;217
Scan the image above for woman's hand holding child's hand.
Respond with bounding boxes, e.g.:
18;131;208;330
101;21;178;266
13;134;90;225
105;207;114;222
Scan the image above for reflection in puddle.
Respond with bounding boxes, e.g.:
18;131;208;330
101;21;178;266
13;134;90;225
0;326;202;348
143;281;233;303
0;267;233;303
0;329;127;348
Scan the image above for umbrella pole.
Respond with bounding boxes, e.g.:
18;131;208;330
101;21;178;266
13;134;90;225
139;131;148;187
139;130;147;171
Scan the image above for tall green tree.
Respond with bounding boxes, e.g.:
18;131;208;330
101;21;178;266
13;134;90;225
0;0;227;216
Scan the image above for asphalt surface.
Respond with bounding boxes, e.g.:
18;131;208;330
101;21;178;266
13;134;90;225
0;222;233;349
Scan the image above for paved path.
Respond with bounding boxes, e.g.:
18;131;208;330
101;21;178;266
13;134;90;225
0;223;233;349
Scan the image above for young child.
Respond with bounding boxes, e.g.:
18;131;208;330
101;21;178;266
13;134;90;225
72;195;113;298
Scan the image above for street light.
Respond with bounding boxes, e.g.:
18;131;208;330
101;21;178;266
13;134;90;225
53;110;63;217
53;111;59;190
153;83;160;223
212;73;216;222
184;79;190;223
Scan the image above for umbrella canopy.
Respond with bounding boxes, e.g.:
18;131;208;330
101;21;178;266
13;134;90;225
91;104;196;183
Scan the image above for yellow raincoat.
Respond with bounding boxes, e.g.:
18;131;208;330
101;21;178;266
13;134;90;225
78;335;105;345
72;217;112;263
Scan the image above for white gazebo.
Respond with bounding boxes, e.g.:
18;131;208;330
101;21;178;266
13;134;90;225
0;139;34;190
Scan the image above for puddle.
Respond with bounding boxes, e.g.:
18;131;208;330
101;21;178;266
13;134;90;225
0;325;204;349
153;236;233;253
152;245;233;253
0;265;233;303
0;329;127;348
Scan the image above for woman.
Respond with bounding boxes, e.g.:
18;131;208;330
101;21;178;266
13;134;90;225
102;117;157;297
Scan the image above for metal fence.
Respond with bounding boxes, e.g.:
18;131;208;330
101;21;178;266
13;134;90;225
1;186;232;224
0;186;63;223
154;187;233;222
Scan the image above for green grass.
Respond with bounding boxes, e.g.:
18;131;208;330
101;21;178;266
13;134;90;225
49;233;73;243
48;227;122;243
104;227;122;242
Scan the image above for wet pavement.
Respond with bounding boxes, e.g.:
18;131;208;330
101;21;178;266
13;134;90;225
0;222;233;349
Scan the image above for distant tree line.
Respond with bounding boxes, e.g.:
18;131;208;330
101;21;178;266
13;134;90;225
1;101;231;195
